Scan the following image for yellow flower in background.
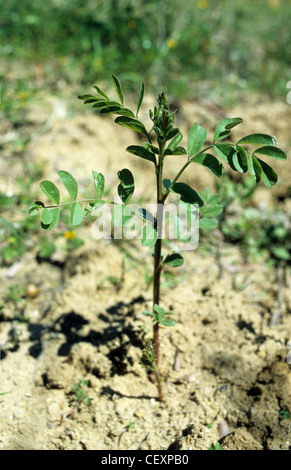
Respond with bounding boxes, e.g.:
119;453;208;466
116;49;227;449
63;230;76;240
198;0;209;9
166;38;177;49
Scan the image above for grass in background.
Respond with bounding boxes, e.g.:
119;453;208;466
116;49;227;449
1;0;290;272
0;0;291;105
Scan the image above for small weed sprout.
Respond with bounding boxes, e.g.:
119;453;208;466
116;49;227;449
30;76;287;401
209;442;224;450
71;380;92;407
279;409;290;420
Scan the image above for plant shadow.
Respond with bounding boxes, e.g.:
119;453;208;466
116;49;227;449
26;295;147;375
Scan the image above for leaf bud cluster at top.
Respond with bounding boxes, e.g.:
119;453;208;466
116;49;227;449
149;92;176;146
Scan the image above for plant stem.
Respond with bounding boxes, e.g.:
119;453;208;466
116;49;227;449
152;144;165;401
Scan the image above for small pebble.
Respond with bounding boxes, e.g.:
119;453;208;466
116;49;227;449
25;284;40;298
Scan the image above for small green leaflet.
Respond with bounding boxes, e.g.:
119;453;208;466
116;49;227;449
40;180;60;205
254;146;286;160
257;158;278;187
29;201;45;217
115;116;148;136
214;143;236;164
213;118;243;142
41;207;60;230
117;168;135;204
187;123;207;157
78;93;97;101
200;204;223;217
171;182;204;206
248;154;262;183
41;208;53;225
92;171;105;198
237;134;278;146
166;127;180;141
271;246;290;260
199;217;218;229
112;74;124;105
160;318;176;327
166;132;184;155
93;85;110;100
58;170;78;200
146;304;176;327
92;100;110;109
136;82;145;117
190;153;224;177
164;252;184;267
232;146;248;173
214;143;248;173
99;104;135;117
126;145;156;164
71;202;83;226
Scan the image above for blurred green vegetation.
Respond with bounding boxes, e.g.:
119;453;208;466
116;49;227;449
1;0;291;103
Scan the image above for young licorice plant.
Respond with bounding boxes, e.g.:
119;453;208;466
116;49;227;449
30;75;287;401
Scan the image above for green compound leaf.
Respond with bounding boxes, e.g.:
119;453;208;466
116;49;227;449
92;171;105;198
71;202;83;226
126;145;156;164
164;252;184;267
187;123;207;157
248;154;262;183
254;146;287;161
136;82;145;117
41;207;60;230
115;116;148;136
112;74;124;105
190;152;224;177
41;208;53;225
40;180;60;205
257;158;278;187
237;133;278;146
58;170;78;200
213;118;243;142
142;224;158;247
117;168;135;204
